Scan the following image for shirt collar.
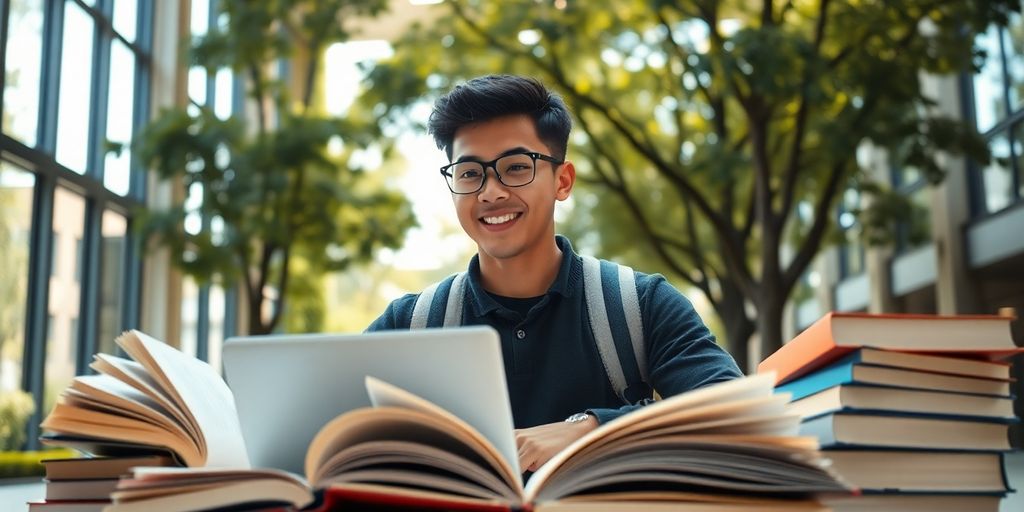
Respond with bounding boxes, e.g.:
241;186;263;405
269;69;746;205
465;235;582;317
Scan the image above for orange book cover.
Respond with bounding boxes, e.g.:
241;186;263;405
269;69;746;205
758;312;1022;385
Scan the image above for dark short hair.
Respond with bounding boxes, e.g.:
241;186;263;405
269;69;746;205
428;75;573;161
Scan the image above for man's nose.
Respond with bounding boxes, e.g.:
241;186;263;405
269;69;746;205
477;167;509;202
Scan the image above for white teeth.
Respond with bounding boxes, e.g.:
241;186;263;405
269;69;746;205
482;213;518;225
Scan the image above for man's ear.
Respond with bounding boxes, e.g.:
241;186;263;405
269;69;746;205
555;161;575;201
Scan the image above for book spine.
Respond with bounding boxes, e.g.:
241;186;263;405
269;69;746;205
776;359;856;401
798;415;837;445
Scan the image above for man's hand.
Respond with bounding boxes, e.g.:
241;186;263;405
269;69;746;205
515;416;599;472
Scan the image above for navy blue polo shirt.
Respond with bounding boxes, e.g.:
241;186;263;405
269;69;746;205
365;236;742;428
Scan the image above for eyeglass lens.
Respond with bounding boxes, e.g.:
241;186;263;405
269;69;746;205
448;153;536;193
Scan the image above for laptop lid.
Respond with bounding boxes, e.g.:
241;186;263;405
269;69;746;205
221;326;518;476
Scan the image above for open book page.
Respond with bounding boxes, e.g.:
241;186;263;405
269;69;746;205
60;389;183;437
117;330;250;468
91;354;200;444
105;467;313;512
40;403;201;466
67;374;185;439
305;405;520;503
314;440;515;500
535;492;829;512
525;373;846;502
364;376;523;492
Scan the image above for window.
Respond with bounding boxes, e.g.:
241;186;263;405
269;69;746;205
970;13;1024;215
181;0;239;368
891;162;932;254
2;0;43;146
837;188;864;278
0;164;35;450
0;0;152;457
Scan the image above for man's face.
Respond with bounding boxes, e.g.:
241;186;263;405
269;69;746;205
448;114;574;262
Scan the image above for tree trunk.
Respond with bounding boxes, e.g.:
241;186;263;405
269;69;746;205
716;279;756;373
247;290;269;335
757;296;786;363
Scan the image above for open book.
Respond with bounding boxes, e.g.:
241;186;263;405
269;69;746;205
40;330;250;469
103;374;851;511
41;330;850;510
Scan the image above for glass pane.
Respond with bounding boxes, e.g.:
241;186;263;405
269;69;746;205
97;211;127;356
190;0;209;36
207;285;225;374
0;163;35;451
1003;13;1024;113
179;277;199;357
214;68;233;119
112;0;137;41
982;133;1014;213
974;25;1007;133
104;41;136;195
905;186;932;248
55;3;96;173
2;0;44;146
45;188;86;415
188;66;207;106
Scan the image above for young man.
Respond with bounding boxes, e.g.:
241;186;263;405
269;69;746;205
366;75;741;471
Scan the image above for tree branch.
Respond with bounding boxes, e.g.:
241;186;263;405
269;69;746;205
779;0;832;223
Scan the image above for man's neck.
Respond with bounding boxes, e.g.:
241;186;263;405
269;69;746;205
478;237;563;298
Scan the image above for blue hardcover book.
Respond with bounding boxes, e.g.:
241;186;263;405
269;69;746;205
776;352;1012;401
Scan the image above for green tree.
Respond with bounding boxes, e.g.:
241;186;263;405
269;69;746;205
135;1;416;335
362;0;1014;370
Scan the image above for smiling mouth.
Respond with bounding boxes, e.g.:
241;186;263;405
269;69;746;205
480;213;521;225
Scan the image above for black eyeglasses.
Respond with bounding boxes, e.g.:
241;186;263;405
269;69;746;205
439;151;563;194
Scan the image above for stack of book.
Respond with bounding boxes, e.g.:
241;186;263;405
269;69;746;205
28;455;175;512
759;312;1023;512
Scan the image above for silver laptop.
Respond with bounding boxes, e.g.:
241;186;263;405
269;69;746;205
221;326;517;476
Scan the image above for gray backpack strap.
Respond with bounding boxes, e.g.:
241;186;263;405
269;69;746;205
617;263;649;383
443;272;469;327
581;255;650;404
410;272;468;329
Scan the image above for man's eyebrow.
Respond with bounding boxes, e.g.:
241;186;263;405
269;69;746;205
453;146;532;164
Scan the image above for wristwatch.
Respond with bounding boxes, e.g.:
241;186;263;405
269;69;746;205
564;412;592;424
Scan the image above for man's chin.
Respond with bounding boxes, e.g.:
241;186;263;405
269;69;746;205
475;238;524;261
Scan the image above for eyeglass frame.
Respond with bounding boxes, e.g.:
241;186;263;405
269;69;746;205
439;151;564;194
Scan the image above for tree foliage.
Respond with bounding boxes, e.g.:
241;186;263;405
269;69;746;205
135;1;416;335
362;0;1017;369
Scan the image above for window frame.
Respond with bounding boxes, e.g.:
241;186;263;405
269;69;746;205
0;0;153;452
965;16;1024;218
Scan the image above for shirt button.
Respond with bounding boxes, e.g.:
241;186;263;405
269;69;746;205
516;329;526;340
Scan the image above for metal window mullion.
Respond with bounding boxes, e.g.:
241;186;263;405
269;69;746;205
130;0;151;202
994;25;1024;204
122;218;142;330
38;0;66;154
196;285;210;361
22;174;56;451
77;197;102;373
0;0;11;125
88;1;112;183
1;135;142;209
223;284;237;340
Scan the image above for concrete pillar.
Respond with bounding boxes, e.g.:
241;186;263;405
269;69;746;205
140;0;188;346
920;72;981;314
